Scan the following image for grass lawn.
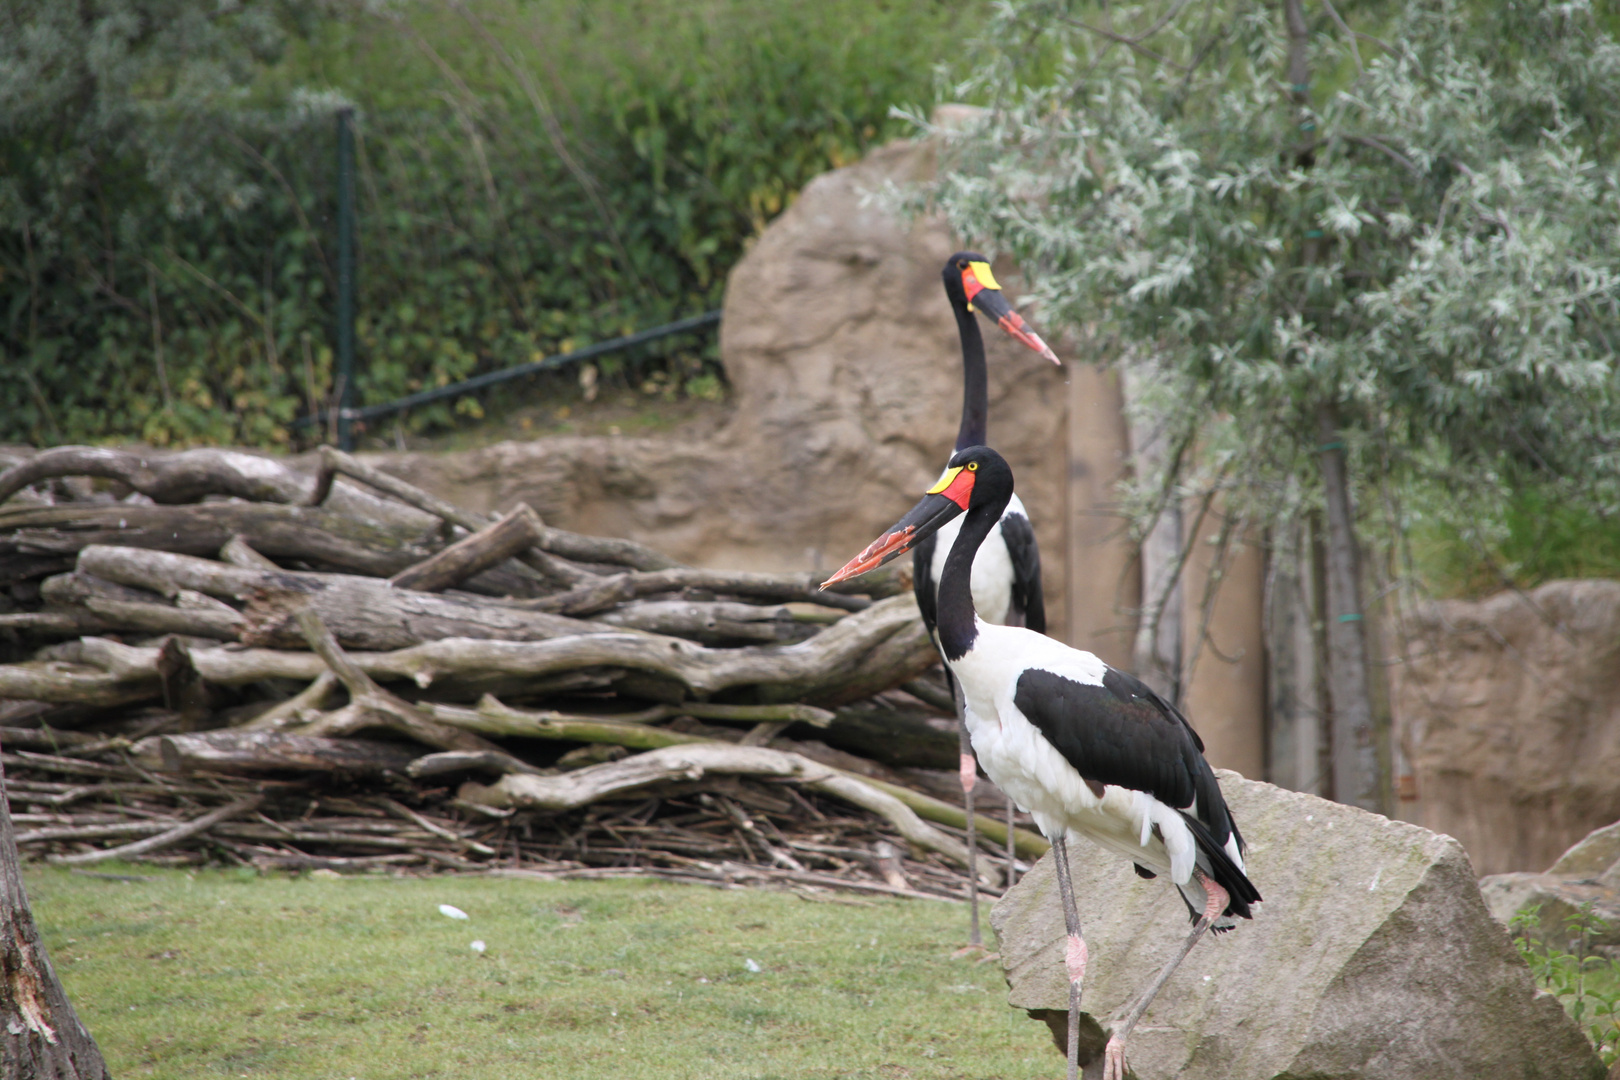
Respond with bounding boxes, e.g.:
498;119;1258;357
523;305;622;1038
28;865;1057;1079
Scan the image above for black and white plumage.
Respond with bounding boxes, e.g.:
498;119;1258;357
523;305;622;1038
956;622;1255;922
914;254;1058;945
911;252;1056;639
827;445;1259;1080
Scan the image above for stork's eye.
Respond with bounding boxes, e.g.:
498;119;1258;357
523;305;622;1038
967;462;979;471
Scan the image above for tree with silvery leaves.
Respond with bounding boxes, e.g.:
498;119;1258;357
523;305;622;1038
918;0;1620;813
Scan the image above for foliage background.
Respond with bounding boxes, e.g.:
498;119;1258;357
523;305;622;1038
915;0;1620;596
0;0;968;448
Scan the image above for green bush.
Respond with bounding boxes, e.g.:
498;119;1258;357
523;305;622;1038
1510;903;1620;1068
1406;466;1620;597
0;0;968;447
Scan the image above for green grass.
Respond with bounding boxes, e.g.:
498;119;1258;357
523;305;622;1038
29;865;1055;1079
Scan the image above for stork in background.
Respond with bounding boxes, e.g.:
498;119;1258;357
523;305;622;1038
919;253;1060;944
827;445;1261;1080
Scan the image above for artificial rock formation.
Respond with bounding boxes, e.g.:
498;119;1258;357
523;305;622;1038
991;771;1603;1079
1395;579;1620;876
369;137;1072;625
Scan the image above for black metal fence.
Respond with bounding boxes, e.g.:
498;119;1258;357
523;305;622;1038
299;309;723;442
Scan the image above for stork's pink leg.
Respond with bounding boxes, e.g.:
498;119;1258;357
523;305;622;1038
1101;872;1230;1080
1049;834;1086;1080
960;722;983;946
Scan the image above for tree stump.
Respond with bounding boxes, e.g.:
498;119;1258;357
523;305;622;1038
0;747;111;1078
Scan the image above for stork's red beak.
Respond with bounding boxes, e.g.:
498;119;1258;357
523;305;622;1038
822;466;977;588
970;287;1062;366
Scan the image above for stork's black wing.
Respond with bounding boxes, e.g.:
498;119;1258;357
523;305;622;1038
1012;666;1232;848
999;511;1045;634
911;532;940;636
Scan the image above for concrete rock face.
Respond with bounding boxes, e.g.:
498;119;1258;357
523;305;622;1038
372;138;1069;619
1395;580;1620;876
992;771;1603;1079
1479;819;1620;954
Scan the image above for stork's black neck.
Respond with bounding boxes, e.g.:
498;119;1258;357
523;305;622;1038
936;487;1011;661
952;298;989;452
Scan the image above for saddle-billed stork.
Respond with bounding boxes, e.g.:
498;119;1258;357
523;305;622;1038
826;445;1261;1080
921;253;1060;941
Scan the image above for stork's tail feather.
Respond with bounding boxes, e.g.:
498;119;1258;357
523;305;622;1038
1177;811;1261;922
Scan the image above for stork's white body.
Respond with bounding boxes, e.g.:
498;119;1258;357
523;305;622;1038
948;619;1245;918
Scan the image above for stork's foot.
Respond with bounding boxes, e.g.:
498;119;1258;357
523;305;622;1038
1102;1034;1127;1080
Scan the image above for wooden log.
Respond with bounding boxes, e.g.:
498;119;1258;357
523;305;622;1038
15;821;177;845
313;446;680;572
0;727;101;751
900;676;957;714
0;659;159;707
0;753;112;1077
237;671;340;731
423;696;1048;860
306;450;595;588
0;446;310;506
155;636;211;728
389;504;544;593
820;702;958;771
421;698;833;739
218;536;280;570
77;545;627;651
0;611;111;637
592;600;827;645
424;700;712;751
50;794;265;866
287;608;542;775
0;501;441;581
407;751;548;779
12;593;933;703
129;730;417;775
39;571;244;641
457;742;981;871
520;567;877;615
795;614;937;707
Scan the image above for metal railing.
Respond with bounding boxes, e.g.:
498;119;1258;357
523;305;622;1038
298;309;722;438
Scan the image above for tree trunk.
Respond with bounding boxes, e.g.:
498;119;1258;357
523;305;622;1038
0;746;112;1078
1122;361;1185;703
1316;405;1383;813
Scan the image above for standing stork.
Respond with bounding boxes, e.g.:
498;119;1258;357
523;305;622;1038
920;253;1060;942
826;445;1260;1080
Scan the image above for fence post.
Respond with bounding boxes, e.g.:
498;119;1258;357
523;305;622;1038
335;107;357;451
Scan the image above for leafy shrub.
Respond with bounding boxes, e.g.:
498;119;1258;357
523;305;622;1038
1405;464;1620;597
0;0;967;447
1511;903;1620;1067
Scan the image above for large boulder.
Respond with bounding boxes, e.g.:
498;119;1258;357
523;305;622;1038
1394;580;1620;876
992;771;1603;1079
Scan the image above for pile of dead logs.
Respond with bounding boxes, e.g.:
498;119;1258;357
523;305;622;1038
0;446;1045;897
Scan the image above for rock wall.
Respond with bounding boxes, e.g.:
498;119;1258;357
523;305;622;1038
1395;579;1620;876
372;137;1073;625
